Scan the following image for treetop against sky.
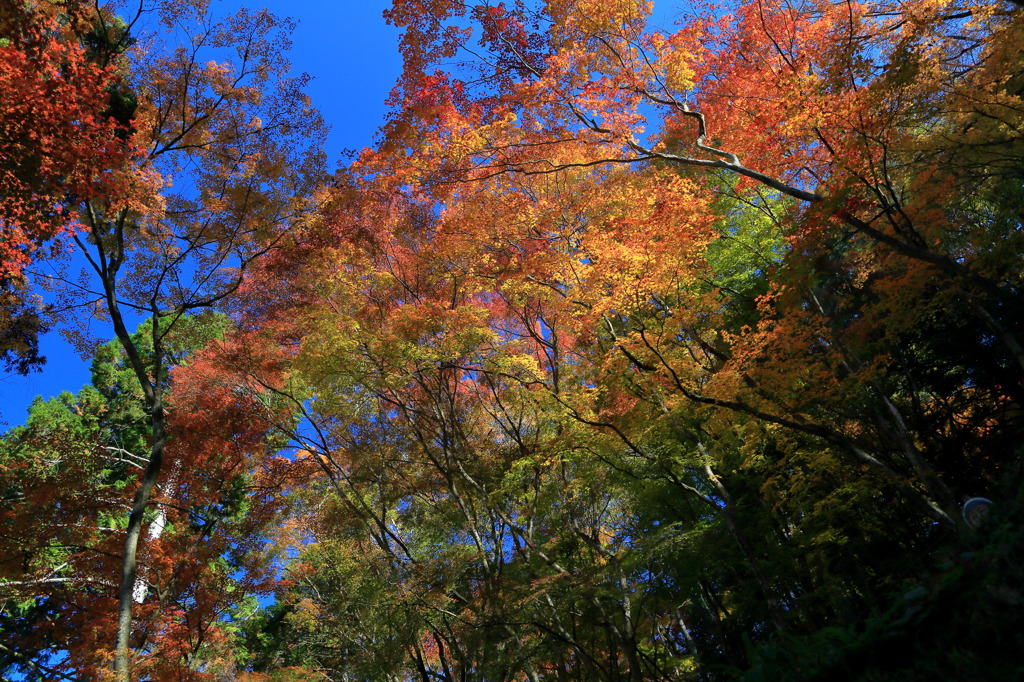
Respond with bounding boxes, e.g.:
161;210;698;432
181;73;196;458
1;0;1022;679
0;0;402;424
0;0;684;425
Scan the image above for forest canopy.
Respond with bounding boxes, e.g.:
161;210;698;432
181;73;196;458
1;0;1023;679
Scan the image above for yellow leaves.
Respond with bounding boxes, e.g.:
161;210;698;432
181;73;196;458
388;302;496;359
284;597;325;633
450;110;520;159
488;352;545;384
648;32;696;93
549;0;652;36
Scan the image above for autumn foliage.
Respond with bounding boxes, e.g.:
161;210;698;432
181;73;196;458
0;0;137;279
3;0;1024;679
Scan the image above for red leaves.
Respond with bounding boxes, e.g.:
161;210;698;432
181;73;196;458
0;5;137;279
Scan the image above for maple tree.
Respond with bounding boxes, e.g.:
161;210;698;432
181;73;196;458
224;0;1024;678
67;2;324;675
0;0;135;279
369;0;1024;515
0;0;138;378
2;0;324;677
0;316;301;679
3;0;1024;678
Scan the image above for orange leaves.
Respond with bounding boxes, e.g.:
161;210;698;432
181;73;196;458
577;175;713;309
548;0;652;37
0;6;137;278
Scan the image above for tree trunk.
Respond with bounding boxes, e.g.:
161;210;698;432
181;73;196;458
113;395;166;680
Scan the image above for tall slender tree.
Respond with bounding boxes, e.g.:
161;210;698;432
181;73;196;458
3;0;325;676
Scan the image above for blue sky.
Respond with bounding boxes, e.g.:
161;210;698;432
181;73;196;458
0;0;402;425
